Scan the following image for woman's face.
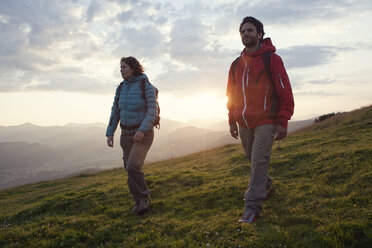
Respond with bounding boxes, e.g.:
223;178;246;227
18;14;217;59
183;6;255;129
120;61;134;80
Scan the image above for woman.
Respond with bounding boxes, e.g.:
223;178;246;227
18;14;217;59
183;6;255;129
106;56;157;215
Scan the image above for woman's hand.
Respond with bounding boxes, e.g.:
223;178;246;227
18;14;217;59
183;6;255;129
107;135;114;147
133;131;145;142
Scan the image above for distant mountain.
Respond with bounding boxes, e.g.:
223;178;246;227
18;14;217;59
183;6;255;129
0;142;59;170
186;118;223;130
151;118;189;139
287;119;314;133
150;128;240;161
64;122;107;128
167;126;214;139
0;142;63;188
0;117;315;189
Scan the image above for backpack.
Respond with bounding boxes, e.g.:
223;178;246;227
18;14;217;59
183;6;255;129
140;79;160;129
231;51;279;117
116;78;161;129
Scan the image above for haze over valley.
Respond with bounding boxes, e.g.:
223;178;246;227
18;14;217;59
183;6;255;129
0;118;313;189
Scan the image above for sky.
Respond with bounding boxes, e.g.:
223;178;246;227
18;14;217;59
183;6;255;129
0;0;371;126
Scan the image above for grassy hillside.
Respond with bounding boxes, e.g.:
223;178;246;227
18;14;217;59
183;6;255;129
1;106;371;247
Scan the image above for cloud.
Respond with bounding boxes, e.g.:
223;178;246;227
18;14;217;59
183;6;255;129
153;56;232;95
0;0;371;95
236;0;372;25
278;45;338;68
353;41;372;50
111;0;168;25
0;0;114;93
308;79;335;85
169;17;210;64
112;25;169;59
22;72;112;94
294;90;340;96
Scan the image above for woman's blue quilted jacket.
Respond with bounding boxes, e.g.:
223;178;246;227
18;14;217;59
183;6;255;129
106;74;157;136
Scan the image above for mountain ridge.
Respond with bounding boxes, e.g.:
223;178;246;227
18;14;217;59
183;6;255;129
0;118;312;189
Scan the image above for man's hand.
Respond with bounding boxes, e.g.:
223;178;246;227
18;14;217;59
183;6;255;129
230;123;239;139
133;131;145;142
272;125;287;140
107;135;114;147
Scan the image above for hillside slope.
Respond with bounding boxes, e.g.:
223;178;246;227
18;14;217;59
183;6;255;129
0;106;371;247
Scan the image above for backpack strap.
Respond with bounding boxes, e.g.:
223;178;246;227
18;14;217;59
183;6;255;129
116;82;124;109
263;51;274;87
141;78;159;99
254;51;272;85
141;78;146;99
262;51;279;118
231;56;240;84
140;78;161;129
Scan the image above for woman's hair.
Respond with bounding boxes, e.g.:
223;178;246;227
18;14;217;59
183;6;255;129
120;56;144;76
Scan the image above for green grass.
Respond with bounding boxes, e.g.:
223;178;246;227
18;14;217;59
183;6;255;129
1;105;372;247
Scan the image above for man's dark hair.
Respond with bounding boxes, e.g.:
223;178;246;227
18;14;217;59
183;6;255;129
239;16;265;41
120;56;144;77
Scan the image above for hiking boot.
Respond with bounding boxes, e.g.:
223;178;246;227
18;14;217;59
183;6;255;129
239;209;259;223
129;203;139;214
265;188;274;201
138;196;151;215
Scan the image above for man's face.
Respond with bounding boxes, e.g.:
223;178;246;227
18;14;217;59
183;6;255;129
240;23;262;48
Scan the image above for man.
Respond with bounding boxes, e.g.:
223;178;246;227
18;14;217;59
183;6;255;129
226;16;294;223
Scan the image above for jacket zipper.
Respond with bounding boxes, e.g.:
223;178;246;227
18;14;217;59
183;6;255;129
278;74;285;88
246;68;249;86
241;58;249;128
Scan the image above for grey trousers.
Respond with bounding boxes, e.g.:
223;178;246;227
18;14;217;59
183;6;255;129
239;124;275;214
120;129;154;204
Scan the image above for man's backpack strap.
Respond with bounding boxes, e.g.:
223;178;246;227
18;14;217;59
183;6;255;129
231;56;240;85
263;51;274;87
255;51;272;85
262;51;279;118
109;82;124;126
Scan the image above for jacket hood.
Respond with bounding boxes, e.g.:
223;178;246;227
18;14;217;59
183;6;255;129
241;37;276;57
124;73;148;83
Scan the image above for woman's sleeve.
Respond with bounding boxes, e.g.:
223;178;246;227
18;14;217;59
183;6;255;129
105;85;121;136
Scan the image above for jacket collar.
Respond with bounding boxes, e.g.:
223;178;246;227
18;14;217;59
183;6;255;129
123;74;148;84
241;37;276;57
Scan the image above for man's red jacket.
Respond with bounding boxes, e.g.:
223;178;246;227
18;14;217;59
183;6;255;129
226;38;294;129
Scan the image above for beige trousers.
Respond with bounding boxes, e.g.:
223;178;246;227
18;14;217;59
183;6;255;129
239;124;275;213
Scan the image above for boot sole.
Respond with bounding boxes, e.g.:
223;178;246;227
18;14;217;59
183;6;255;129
138;205;150;215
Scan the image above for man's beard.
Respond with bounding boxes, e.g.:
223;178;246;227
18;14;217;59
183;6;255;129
242;35;260;48
243;38;259;48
